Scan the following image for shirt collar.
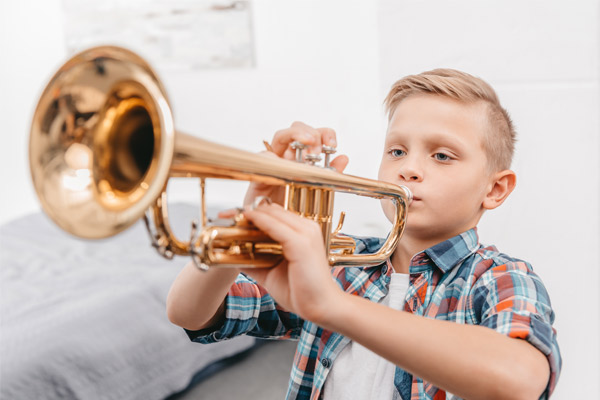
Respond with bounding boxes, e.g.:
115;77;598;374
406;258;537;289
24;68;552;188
421;228;480;273
350;228;480;273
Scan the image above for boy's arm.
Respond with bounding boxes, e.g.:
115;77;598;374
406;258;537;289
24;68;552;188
325;290;550;400
242;204;552;400
166;262;240;330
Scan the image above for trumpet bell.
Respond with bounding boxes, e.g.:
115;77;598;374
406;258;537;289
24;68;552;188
29;46;175;238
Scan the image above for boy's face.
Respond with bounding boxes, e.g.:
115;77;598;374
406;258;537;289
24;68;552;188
378;94;494;243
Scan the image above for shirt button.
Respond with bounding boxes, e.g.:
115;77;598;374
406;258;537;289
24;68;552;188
321;358;332;368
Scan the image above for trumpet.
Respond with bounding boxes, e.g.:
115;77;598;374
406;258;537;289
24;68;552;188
29;46;411;270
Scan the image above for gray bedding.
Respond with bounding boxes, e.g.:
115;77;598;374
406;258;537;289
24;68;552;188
0;204;255;400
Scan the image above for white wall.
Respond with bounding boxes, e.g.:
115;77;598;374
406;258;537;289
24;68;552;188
1;0;598;397
0;0;68;224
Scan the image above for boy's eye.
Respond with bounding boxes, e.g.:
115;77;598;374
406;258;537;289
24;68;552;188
434;153;452;161
390;149;406;157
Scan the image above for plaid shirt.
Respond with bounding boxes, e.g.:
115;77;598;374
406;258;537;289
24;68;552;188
187;228;561;399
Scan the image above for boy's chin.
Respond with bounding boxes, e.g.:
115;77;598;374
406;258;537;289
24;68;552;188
402;224;454;242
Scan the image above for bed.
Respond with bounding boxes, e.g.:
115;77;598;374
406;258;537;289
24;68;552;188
0;203;257;400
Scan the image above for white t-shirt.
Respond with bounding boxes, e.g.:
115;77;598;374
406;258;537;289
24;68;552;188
322;271;410;399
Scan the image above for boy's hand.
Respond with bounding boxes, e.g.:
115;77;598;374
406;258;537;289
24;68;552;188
241;203;343;323
243;122;349;207
218;122;350;322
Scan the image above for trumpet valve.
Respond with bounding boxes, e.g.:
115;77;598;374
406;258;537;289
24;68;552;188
321;145;337;169
304;153;322;165
291;141;308;162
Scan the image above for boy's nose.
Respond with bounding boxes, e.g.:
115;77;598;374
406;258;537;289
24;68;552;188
400;172;422;181
398;162;423;182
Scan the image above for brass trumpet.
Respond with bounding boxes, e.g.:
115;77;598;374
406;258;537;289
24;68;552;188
29;46;411;270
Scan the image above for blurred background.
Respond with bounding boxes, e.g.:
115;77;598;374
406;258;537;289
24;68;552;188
0;0;598;398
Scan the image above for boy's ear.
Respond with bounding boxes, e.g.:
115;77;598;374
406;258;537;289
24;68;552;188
482;170;517;210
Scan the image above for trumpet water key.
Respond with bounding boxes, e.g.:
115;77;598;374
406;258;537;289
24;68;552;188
29;46;412;270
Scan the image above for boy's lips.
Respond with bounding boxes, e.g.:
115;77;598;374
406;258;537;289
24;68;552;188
410;196;422;204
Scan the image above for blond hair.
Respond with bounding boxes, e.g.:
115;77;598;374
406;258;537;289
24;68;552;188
384;69;515;172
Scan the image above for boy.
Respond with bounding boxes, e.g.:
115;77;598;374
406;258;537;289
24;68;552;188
167;69;561;399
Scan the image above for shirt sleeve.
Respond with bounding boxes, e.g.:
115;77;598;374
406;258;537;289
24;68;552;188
185;272;304;344
470;261;562;398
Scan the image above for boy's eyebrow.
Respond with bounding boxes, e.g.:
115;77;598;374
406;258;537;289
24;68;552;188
385;130;468;150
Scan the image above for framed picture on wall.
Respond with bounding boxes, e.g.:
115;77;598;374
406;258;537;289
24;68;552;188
62;0;255;70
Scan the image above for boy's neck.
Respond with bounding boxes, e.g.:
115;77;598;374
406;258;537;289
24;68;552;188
390;236;432;274
390;246;412;274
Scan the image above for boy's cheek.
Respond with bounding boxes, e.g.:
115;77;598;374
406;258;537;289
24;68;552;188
377;160;391;182
379;199;395;223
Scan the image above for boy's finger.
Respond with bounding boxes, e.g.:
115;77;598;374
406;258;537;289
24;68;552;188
217;208;240;218
243;207;298;243
272;124;316;158
249;203;320;235
330;154;349;173
317;127;337;148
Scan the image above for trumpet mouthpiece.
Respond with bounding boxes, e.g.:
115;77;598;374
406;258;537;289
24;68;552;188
399;185;413;204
